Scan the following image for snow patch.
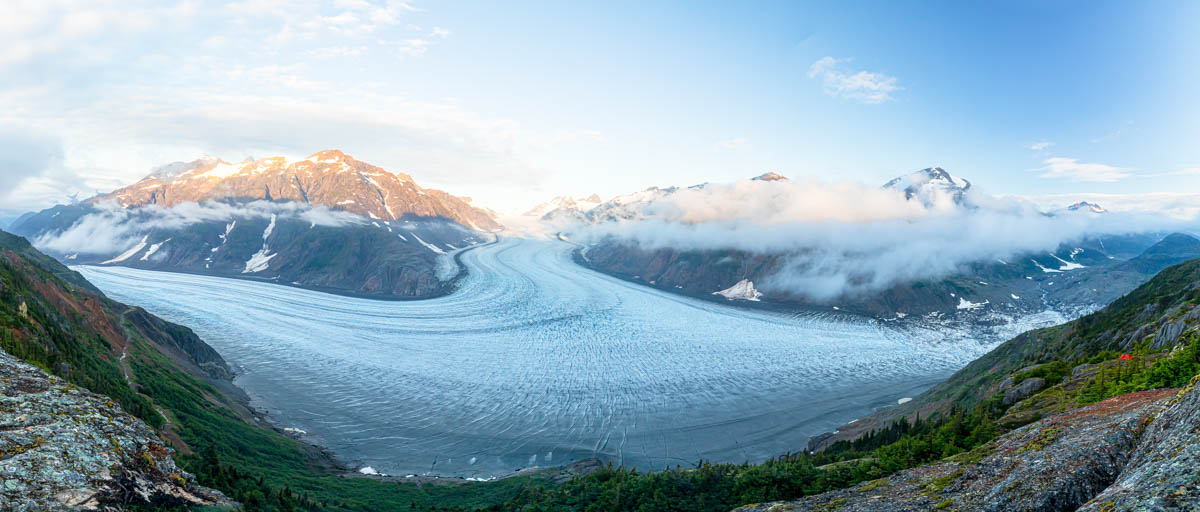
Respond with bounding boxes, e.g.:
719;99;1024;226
194;161;244;179
139;238;171;261
956;298;989;311
243;214;277;273
102;235;148;264
412;234;446;254
713;279;763;301
1050;253;1085;271
1032;259;1062;273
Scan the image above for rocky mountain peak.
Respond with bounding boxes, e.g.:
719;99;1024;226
1067;201;1107;213
884;166;972;206
306;148;351;163
751;172;789;182
92;151;502;231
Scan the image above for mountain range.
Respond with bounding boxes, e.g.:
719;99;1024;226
96;149;501;231
535;167;1200;331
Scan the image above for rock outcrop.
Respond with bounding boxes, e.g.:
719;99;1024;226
0;350;233;511
736;387;1193;511
1077;377;1200;510
1002;377;1046;406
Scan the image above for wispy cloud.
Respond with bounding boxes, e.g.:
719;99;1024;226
1028;140;1053;151
34;200;367;255
806;56;900;104
390;38;431;57
1037;157;1132;182
306;45;367;59
716;137;749;150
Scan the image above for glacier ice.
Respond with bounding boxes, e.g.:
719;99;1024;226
77;238;1002;479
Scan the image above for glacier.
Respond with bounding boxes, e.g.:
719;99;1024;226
76;237;1003;479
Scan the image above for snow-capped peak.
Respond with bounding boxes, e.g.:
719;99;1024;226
143;156;223;182
306;149;351;164
883;167;972;207
1066;201;1107;214
524;194;603;217
751;172;789;182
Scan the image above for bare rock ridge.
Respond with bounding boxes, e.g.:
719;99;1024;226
736;383;1199;511
0;349;232;510
92;149;502;232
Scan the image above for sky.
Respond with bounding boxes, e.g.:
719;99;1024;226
2;0;1199;215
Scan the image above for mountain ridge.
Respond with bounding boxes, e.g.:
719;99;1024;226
92;149;502;232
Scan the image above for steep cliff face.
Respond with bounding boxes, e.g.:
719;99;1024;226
0;350;233;511
737;385;1197;511
91;149;501;231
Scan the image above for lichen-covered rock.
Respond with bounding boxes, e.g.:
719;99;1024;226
1002;377;1046;406
0;350;233;511
1078;377;1200;510
735;388;1178;512
1153;320;1186;349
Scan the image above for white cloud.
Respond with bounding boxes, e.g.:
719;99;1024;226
306;45;367;59
807;56;900;104
1037;157;1132;182
1028;140;1053;151
0;1;591;213
1026;192;1200;220
391;38;431;57
34;200;366;255
569;177;1180;301
716;137;749;150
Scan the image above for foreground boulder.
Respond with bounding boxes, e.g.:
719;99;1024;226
0;350;233;511
736;386;1192;511
1077;377;1200;510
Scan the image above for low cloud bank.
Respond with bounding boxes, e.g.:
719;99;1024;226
569;178;1193;300
34;200;366;255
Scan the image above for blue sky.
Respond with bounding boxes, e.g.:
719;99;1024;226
2;0;1198;213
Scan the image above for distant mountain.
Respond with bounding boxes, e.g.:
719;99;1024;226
1066;201;1107;214
751;172;789;182
882;166;972;207
563;167;1187;327
524;194;602;217
1118;232;1200;273
93;149;502;232
12;202;486;299
10;150;502;300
